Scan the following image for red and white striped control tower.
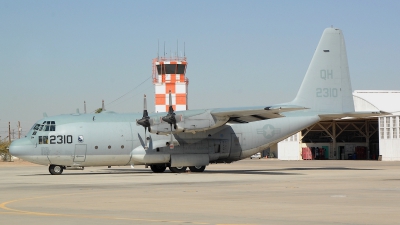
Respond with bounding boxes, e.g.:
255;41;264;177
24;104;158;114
153;56;188;113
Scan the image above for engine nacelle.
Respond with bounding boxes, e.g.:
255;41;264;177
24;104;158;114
148;110;226;134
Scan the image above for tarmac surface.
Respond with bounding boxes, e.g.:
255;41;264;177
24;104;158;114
1;159;400;225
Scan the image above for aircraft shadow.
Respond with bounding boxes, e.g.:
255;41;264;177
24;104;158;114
19;167;377;176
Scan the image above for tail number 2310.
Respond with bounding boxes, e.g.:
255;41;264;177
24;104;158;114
49;135;73;144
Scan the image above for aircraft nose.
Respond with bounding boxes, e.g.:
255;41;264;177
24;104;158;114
9;138;33;157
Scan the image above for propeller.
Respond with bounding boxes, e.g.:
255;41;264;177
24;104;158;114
137;94;151;149
162;91;177;148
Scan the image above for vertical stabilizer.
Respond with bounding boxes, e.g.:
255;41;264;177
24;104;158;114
291;28;354;114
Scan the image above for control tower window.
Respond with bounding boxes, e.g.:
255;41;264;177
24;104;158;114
156;64;186;74
176;65;185;74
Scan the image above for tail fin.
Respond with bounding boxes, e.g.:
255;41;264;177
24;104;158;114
290;28;355;114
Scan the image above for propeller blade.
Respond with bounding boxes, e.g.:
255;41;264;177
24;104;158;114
137;133;146;149
143;94;148;117
148;135;153;150
162;90;177;127
168;90;173;114
137;95;151;128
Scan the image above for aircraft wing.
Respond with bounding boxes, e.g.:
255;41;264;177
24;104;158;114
211;105;308;123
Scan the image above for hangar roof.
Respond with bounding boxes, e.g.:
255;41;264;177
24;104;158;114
353;90;400;114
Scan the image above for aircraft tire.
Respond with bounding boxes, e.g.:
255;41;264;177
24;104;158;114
189;166;206;172
169;166;187;173
49;165;64;175
150;165;166;173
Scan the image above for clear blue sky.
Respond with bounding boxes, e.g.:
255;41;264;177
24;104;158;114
1;0;399;137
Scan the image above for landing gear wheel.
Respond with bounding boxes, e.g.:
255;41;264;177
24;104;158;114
189;166;206;172
49;165;64;175
150;165;166;173
169;166;187;173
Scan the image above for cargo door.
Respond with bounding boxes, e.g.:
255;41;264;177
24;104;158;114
74;144;87;162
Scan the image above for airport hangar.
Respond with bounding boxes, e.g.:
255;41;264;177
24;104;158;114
265;90;400;161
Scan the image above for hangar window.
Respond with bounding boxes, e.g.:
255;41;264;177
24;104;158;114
393;117;397;139
386;118;391;139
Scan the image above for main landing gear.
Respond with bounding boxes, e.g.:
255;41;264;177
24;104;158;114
168;166;207;173
150;165;167;173
169;166;187;173
149;165;207;173
189;166;206;172
49;165;64;175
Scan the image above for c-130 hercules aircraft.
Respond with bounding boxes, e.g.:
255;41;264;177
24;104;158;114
10;28;385;175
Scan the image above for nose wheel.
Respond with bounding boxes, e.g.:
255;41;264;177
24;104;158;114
49;165;64;175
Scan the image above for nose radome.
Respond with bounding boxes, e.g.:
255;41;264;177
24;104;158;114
9;138;33;157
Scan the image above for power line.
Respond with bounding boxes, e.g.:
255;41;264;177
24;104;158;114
90;75;152;113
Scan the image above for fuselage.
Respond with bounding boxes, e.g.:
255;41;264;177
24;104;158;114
9;111;320;168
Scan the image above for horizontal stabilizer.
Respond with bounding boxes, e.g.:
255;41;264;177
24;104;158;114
211;105;308;124
319;111;391;121
211;105;307;118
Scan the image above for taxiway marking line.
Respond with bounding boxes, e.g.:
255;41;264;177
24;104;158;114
0;191;209;224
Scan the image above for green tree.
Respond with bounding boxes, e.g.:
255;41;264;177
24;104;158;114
0;139;11;161
95;108;103;113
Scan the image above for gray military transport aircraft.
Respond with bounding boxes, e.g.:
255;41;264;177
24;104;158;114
9;27;385;175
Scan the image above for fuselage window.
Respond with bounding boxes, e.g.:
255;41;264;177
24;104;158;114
50;121;56;131
34;121;56;131
43;136;48;144
38;136;48;144
33;124;40;130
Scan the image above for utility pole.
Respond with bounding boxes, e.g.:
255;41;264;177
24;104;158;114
8;122;11;142
18;121;21;139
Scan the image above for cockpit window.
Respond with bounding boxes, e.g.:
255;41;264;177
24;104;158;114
33;121;56;131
